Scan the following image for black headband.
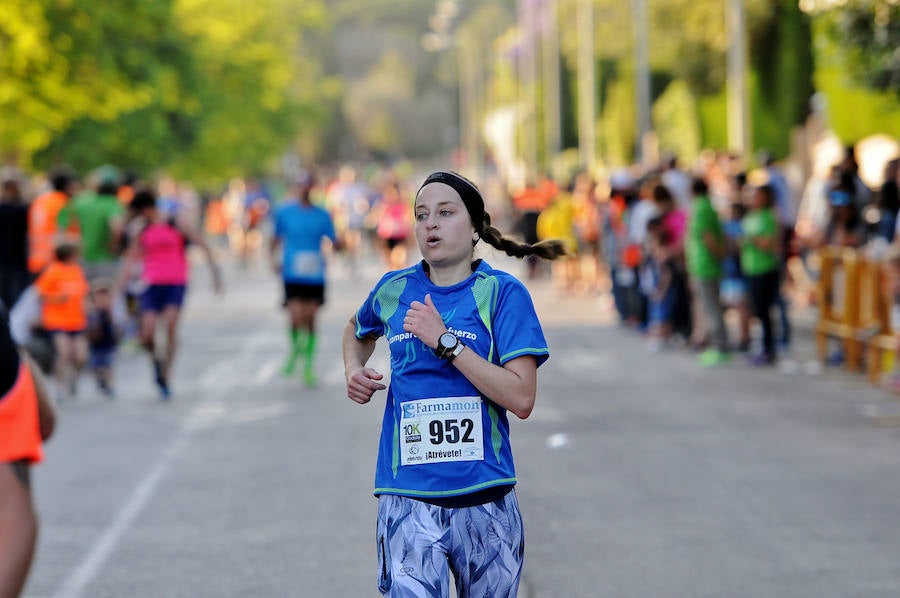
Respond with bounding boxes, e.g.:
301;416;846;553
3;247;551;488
417;171;485;232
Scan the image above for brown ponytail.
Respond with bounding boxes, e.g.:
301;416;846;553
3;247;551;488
478;213;567;260
417;171;567;261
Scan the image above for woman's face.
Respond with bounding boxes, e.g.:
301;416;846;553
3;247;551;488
414;183;475;268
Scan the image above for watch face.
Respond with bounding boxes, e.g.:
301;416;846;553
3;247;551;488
439;332;457;349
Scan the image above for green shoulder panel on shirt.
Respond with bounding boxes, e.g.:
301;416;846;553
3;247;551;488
471;272;499;361
368;268;414;338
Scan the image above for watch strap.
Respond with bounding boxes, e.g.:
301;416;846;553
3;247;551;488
446;342;465;362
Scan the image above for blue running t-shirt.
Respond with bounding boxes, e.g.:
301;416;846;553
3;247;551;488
274;203;337;285
354;260;549;499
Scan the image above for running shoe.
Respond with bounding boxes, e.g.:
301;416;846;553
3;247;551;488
281;355;299;377
747;352;776;367
698;349;731;367
158;382;171;400
98;378;114;399
303;364;318;388
153;359;171;400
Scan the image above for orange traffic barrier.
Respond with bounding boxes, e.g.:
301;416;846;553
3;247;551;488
864;258;896;384
815;246;894;379
816;247;863;371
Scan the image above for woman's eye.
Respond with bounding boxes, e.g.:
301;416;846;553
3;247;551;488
415;213;427;221
440;209;452;216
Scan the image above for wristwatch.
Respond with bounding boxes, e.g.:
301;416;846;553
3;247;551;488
436;331;464;361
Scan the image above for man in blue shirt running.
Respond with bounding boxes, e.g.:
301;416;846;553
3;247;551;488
270;173;341;386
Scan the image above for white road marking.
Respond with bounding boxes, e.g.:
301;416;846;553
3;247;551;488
50;434;189;598
256;357;282;385
51;328;272;598
545;433;571;449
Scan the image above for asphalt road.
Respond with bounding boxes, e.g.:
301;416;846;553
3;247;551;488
21;246;900;598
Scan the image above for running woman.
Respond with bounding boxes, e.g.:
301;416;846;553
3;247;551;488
271;173;341;387
119;190;222;399
342;171;565;597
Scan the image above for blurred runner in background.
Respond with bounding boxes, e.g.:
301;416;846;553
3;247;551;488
119;189;223;399
271;173;342;387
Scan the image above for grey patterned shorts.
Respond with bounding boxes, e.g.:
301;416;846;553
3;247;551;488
375;491;525;597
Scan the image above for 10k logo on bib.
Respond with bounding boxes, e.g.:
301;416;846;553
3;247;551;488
400;397;483;466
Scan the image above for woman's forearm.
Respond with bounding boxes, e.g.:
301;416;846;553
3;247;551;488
342;319;376;374
450;350;536;419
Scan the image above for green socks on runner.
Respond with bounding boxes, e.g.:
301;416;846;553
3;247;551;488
303;333;317;387
282;328;317;386
282;328;307;376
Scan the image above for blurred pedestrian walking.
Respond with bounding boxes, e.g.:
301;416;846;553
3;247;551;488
33;243;89;400
27;169;78;277
58;165;125;282
86;280;119;398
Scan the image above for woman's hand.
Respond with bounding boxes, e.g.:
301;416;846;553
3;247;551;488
403;294;445;350
345;366;386;404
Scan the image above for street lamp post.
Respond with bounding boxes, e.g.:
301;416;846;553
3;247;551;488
727;0;749;156
577;0;597;172
542;0;562;169
633;0;653;166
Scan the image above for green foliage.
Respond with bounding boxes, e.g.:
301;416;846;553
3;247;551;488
652;80;701;162
0;0;187;161
813;1;900;97
1;0;332;183
599;74;637;167
815;65;900;141
650;0;771;95
748;0;814;158
696;91;729;151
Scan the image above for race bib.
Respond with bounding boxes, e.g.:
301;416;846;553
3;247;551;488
400;396;484;466
291;251;321;278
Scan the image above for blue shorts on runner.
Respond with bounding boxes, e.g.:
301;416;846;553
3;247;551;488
139;284;186;313
375;491;524;597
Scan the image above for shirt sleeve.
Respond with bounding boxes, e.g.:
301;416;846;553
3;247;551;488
354;279;387;339
273;208;284;239
492;278;549;367
34;268;56;297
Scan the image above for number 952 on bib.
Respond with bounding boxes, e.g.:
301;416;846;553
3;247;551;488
400;397;484;466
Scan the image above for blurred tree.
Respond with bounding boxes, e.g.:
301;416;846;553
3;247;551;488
1;0;334;183
0;0;189;165
343;50;415;154
748;0;815;158
164;0;333;181
652;79;701;162
809;0;899;97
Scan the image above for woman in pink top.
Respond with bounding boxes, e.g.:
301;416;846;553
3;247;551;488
119;190;222;399
653;184;687;250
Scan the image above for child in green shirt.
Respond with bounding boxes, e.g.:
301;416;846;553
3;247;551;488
740;184;781;365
